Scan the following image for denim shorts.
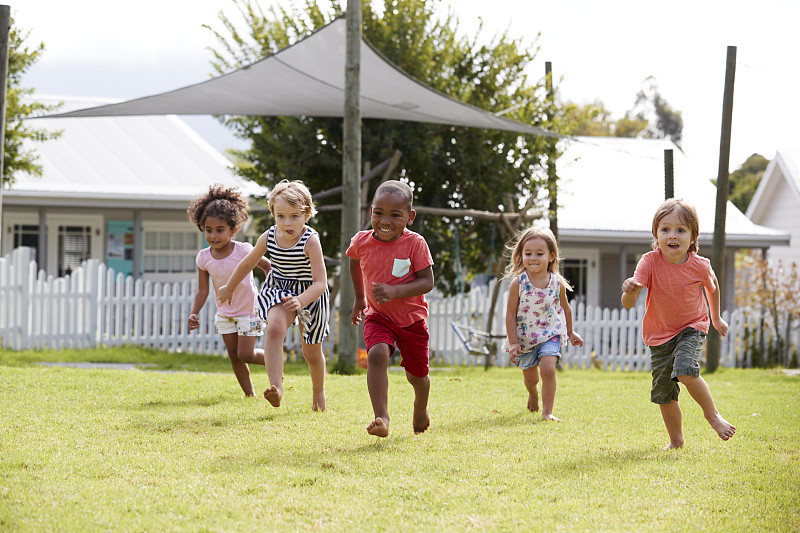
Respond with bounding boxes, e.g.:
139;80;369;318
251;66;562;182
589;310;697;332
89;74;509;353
649;327;705;404
518;337;561;370
214;313;266;337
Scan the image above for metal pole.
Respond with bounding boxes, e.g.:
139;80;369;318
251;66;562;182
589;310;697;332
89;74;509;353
707;45;736;372
337;0;362;373
0;5;11;252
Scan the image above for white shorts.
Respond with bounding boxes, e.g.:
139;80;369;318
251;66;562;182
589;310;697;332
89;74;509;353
214;313;265;337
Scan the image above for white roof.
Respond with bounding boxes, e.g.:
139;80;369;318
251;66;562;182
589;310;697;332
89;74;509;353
47;18;555;138
5;95;265;209
556;136;789;247
745;149;800;220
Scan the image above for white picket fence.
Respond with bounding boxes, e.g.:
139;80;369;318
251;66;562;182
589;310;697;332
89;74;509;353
1;247;797;368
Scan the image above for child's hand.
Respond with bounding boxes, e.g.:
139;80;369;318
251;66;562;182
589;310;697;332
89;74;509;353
621;278;643;294
187;313;199;331
507;343;521;366
217;285;233;304
281;295;302;312
569;331;584;348
371;282;396;305
351;298;367;325
713;316;729;337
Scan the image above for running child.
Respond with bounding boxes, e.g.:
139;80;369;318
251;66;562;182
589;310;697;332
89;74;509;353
347;180;434;437
219;180;329;411
622;198;735;449
504;226;583;421
187;184;270;397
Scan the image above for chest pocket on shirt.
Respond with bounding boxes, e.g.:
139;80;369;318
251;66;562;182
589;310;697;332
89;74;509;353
683;281;704;304
392;258;411;277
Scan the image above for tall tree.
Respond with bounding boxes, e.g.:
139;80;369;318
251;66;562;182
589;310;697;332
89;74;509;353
4;15;61;187
728;153;768;213
206;0;555;294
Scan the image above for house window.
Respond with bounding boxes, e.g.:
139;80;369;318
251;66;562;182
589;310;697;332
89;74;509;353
562;258;588;305
13;224;39;257
58;225;91;276
143;230;199;274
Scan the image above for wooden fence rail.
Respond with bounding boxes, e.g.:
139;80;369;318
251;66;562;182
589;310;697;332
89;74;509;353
2;248;797;368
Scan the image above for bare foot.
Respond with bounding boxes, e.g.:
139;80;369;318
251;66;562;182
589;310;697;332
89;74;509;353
527;391;540;412
708;414;736;440
542;413;561;422
312;392;326;412
413;405;430;435
263;385;282;407
663;440;684;450
366;417;390;437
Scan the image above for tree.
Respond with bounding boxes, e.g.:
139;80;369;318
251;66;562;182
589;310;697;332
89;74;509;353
206;0;555;294
3;15;61;187
727;153;768;213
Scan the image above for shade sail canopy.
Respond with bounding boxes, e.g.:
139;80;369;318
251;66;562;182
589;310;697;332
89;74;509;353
49;18;556;137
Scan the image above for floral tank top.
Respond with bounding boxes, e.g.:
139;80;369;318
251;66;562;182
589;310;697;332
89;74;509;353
515;271;567;353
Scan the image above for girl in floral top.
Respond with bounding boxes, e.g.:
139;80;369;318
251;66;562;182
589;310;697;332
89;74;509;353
504;227;583;420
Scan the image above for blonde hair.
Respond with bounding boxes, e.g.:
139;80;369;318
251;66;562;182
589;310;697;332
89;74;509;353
504;226;573;291
268;180;317;219
651;198;699;253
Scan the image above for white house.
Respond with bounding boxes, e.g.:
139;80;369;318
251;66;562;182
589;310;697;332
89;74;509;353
1;95;265;282
554;136;790;310
745;149;800;267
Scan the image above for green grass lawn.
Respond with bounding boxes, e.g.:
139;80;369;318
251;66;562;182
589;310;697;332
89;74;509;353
1;347;798;532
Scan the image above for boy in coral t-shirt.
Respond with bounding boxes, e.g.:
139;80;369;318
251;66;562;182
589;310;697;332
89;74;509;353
622;198;735;449
347;180;434;438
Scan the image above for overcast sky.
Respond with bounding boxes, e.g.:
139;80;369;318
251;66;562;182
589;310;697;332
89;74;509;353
16;0;800;178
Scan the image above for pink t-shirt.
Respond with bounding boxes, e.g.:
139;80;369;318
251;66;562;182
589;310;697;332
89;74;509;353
196;241;259;318
632;249;718;346
346;228;434;327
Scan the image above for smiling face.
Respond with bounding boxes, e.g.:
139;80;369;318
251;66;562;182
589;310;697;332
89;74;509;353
272;196;309;243
655;210;695;264
203;216;236;253
521;237;556;279
370;190;415;242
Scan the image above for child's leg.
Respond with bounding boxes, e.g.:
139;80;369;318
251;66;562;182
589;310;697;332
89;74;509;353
300;339;326;412
676;375;736;440
263;306;294;407
236;335;266;366
539;356;559;421
522;366;540;412
660;401;684;449
405;371;430;434
366;343;392;437
221;333;255;396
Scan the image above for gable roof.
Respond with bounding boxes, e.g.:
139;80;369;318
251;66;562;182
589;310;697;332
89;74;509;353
45;18;556;138
6;95;265;210
745;149;800;221
556;136;790;248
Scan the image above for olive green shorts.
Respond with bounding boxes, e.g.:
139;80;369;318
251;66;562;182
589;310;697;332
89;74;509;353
649;327;705;404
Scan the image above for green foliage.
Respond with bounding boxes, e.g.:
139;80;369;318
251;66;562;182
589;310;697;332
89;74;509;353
3;15;62;187
1;349;798;531
206;0;555;294
728;153;769;212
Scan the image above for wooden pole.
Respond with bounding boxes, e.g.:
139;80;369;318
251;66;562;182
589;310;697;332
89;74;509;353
707;45;736;373
545;61;558;240
0;5;11;252
337;0;362;373
664;149;674;200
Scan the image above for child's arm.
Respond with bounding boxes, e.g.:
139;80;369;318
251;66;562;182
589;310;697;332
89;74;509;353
350;258;367;325
370;266;434;305
707;271;728;336
218;233;268;304
504;277;522;365
559;283;584;347
281;234;327;312
621;277;644;309
257;257;271;277
188;267;210;330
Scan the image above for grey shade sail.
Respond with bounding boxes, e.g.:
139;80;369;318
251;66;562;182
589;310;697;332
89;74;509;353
48;18;557;137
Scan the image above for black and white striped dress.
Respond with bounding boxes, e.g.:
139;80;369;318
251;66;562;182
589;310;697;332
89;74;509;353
257;225;330;344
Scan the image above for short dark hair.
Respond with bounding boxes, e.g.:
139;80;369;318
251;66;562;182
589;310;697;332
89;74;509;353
374;180;413;209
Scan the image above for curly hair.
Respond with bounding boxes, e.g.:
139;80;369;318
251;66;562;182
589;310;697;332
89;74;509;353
187;184;250;231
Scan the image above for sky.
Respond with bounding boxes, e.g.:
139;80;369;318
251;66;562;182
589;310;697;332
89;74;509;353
15;0;800;180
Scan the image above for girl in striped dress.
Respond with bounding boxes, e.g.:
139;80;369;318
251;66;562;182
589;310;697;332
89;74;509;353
218;180;329;411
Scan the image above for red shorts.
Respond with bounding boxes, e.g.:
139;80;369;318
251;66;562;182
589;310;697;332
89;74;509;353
363;313;429;377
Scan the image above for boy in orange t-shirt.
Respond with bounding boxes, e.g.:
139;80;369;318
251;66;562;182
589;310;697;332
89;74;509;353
347;180;434;438
622;199;735;449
